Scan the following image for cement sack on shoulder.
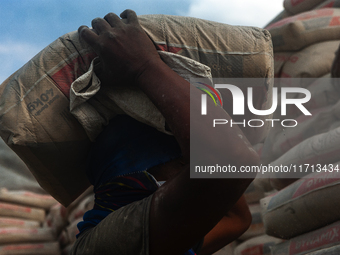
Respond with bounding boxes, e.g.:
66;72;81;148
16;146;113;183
0;138;45;194
315;0;340;9
0;189;57;210
284;0;326;15
265;10;293;30
271;221;340;255
234;235;282;255
267;8;340;51
0;217;40;229
286;74;340;117
239;204;264;241
0;202;45;223
0;242;60;255
280;40;340;83
0;227;55;245
261;171;340;239
0;15;273;207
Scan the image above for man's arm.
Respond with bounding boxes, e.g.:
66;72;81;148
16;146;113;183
79;10;258;255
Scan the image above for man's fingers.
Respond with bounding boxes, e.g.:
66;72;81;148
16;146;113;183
91;18;111;34
78;26;98;48
120;9;139;25
104;13;123;27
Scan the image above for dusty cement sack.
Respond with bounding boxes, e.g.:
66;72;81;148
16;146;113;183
267;124;340;184
280;41;340;83
261;171;340;239
0;189;57;210
284;0;326;15
239;204;264;241
0;227;55;244
0;14;273;207
261;104;339;164
265;10;293;30
0;242;60;255
286;74;340;117
234;235;282;255
265;101;340;163
0;217;40;229
0;138;45;194
271;221;340;255
0;202;45;223
267;8;340;51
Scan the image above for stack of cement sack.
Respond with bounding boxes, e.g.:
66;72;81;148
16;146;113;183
258;1;340;254
262;1;340;188
43;188;94;255
0;138;62;255
261;171;340;254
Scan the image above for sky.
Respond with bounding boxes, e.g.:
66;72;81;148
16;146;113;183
0;0;283;84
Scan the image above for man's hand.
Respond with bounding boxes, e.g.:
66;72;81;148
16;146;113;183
78;10;161;84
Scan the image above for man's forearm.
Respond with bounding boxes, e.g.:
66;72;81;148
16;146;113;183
135;58;191;160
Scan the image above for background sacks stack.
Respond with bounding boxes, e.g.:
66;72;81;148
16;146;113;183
0;189;60;255
0;14;274;206
258;2;340;254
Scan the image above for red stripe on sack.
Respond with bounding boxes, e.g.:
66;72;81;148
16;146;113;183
51;52;97;98
0;228;38;235
329;16;340;26
0;219;25;225
293;172;340;198
241;244;264;255
289;225;340;254
0;203;31;213
156;44;182;54
266;9;334;29
321;1;335;8
4;244;44;251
